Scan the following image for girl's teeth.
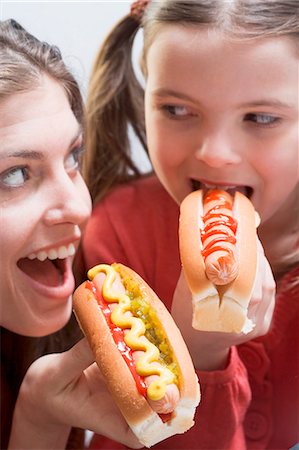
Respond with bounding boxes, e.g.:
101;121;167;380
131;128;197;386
205;184;237;191
27;243;76;261
192;180;251;198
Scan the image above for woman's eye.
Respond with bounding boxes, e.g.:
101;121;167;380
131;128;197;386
244;113;280;127
1;167;29;188
65;146;84;172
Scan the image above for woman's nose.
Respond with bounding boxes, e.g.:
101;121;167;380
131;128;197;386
43;174;91;227
195;133;242;168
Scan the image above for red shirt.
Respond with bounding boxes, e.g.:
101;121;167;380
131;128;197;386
82;175;299;450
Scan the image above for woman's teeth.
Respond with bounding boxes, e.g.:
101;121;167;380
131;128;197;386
28;243;76;261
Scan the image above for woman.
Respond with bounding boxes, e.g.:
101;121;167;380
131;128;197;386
0;19;141;450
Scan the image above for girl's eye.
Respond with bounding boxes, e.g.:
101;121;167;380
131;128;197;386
1;167;29;188
65;146;84;172
244;113;280;127
162;104;194;118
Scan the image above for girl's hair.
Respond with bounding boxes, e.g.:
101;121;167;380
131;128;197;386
0;19;84;124
85;0;299;202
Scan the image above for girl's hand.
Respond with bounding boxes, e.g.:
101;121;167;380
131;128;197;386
171;240;276;371
9;338;142;450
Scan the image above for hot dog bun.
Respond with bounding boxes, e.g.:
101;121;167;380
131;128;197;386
73;263;200;447
179;190;259;333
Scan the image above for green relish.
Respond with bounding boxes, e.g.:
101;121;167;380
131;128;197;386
118;268;180;384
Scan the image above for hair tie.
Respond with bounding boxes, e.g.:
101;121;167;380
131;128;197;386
130;0;150;23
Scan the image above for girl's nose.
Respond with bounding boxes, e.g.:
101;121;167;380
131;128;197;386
43;174;91;227
195;133;242;168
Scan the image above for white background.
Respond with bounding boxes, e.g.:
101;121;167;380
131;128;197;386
1;0;151;171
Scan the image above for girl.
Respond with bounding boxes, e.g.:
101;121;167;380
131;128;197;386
82;0;298;449
0;19;141;450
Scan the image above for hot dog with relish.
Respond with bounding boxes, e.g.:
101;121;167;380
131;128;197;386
73;263;200;447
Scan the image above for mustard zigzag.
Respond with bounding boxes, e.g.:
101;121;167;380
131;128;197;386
88;264;175;401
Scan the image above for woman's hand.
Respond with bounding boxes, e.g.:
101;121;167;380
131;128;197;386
171;240;276;371
9;338;142;449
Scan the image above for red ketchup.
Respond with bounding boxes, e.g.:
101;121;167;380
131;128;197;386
85;280;147;397
201;190;237;259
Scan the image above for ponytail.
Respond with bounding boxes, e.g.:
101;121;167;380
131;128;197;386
84;15;149;203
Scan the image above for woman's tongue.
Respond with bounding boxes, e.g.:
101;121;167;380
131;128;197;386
18;258;63;287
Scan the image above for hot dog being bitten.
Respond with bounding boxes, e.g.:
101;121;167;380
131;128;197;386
201;190;239;285
179;189;260;334
73;263;200;448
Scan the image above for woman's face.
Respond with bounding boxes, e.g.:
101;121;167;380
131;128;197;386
145;26;298;224
0;76;91;336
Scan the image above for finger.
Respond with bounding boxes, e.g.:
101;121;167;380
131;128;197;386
254;257;276;334
91;416;143;449
252;258;263;300
262;292;275;333
248;245;275;324
47;338;96;384
248;249;263;317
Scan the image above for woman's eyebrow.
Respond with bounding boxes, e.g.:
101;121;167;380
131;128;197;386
0;150;44;160
1;125;83;160
69;125;83;148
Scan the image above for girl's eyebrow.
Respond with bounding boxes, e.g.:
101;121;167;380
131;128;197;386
153;89;296;112
152;88;195;102
1;125;83;160
242;99;296;110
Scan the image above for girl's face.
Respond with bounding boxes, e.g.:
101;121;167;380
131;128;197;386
0;76;91;336
145;26;298;224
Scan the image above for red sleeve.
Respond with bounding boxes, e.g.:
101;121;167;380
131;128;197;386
194;346;251;450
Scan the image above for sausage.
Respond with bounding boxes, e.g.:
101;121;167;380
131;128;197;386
201;189;238;285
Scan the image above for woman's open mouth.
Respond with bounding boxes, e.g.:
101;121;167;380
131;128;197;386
16;243;76;297
191;179;253;199
17;257;67;287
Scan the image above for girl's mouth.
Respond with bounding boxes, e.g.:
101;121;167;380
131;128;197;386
191;179;253;199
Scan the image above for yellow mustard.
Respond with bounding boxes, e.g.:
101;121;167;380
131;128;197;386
87;264;177;401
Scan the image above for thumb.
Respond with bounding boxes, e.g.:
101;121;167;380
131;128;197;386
47;337;96;383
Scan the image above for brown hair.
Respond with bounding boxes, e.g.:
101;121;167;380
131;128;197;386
84;0;299;203
85;15;148;202
0;18;84;124
0;19;84;449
